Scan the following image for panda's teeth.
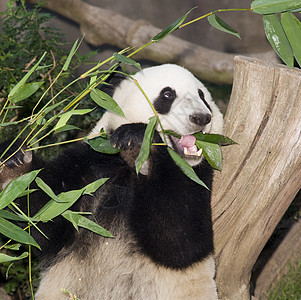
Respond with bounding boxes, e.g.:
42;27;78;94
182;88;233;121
196;148;203;156
183;147;202;157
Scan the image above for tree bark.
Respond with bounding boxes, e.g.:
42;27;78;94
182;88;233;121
26;0;277;84
253;218;301;298
212;56;301;299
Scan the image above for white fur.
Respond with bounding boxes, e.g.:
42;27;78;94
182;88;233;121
36;231;218;300
91;64;223;137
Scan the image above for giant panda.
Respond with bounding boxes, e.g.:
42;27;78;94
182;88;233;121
0;64;223;299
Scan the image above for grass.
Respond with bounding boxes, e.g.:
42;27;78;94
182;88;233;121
267;260;301;300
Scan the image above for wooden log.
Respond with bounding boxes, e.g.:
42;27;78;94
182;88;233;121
26;0;277;84
212;56;301;299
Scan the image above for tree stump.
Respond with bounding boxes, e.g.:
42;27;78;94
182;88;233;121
212;56;301;299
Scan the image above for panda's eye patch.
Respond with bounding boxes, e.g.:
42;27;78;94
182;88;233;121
153;87;176;114
198;89;212;112
161;87;176;101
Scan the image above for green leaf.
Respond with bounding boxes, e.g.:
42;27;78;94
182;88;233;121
8;52;46;99
35;177;63;203
0;170;41;210
195;141;223;171
263;14;294;67
0;252;28;263
34;189;83;222
82;178;109;195
281;12;301;67
251;0;301;14
34;178;108;222
90;89;124;117
15;189;37;198
62;210;113;237
135;116;158;174
54;125;81;133
0;210;35;222
4;243;21;250
167;148;209;189
193;132;237;146
62;39;78;71
84;136;120;154
207;14;241;39
0;217;40;249
54;109;93;131
152;7;196;42
113;53;141;70
10;82;44;103
44;100;67;114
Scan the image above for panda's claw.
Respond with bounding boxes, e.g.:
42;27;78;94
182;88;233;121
0;139;32;170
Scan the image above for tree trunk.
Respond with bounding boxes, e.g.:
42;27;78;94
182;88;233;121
212;56;301;299
253;218;301;298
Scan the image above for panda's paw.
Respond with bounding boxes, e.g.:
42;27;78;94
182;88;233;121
110;123;146;150
0;139;32;170
110;123;161;151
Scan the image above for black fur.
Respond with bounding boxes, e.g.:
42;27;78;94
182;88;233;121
198;88;212;112
153;87;176;114
0;124;214;270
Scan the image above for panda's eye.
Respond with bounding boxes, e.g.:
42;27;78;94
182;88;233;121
161;87;176;101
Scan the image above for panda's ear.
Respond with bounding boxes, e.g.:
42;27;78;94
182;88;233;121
101;67;127;97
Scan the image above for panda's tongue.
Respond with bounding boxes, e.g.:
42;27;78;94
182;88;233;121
175;135;202;157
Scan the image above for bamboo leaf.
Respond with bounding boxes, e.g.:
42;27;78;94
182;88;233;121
281;12;301;67
0;252;28;263
8;52;46;98
62;39;78;71
35;177;62;203
135;116;158;174
0;210;36;222
62;210;113;237
0;217;40;249
82;178;109;195
263;14;294;67
54;125;81;133
54;109;93;131
207;14;241;39
0;170;41;210
10;82;44;103
34;178;108;222
34;189;84;222
167;148;209;189
84;136;121;154
251;0;301;14
152;7;196;42
113;53;141;70
90;89;124;117
4;243;21;251
193;132;237;146
195;141;223;171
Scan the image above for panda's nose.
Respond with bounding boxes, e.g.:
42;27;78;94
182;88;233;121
189;113;211;126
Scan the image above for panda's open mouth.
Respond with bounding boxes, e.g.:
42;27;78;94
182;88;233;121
169;134;203;158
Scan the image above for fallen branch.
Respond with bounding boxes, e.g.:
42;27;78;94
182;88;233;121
26;0;276;84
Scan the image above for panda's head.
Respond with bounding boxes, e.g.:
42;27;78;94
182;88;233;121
91;64;223;166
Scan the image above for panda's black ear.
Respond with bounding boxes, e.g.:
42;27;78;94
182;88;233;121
101;66;127;97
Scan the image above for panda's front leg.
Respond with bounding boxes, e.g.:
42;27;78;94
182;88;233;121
0;139;35;190
110;123;163;174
